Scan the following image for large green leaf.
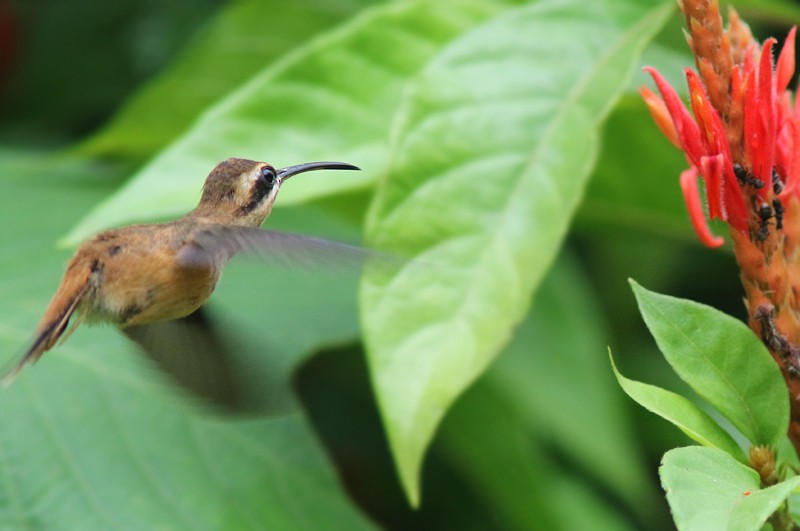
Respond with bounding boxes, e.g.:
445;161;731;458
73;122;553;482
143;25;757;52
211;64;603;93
631;281;789;447
660;446;800;531
492;253;653;512
437;361;636;531
63;0;506;245
78;0;382;158
435;252;653;528
611;351;747;462
0;152;372;529
361;0;674;505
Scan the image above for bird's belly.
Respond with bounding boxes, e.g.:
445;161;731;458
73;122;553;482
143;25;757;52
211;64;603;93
93;264;220;327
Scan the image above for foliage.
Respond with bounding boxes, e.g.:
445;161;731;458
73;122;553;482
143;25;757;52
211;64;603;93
613;282;795;530
2;0;800;528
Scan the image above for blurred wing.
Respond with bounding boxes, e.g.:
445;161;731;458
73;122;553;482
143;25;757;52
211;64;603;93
178;225;399;273
122;307;294;416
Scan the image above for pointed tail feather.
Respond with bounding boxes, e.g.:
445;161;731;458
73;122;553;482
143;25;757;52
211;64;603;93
1;281;90;387
0;332;50;387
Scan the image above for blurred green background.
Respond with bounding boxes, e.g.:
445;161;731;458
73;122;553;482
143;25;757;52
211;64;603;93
0;0;798;529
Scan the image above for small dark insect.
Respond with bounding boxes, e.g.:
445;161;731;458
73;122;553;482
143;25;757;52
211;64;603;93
755;202;773;241
773;167;784;195
758;202;773;221
773;198;785;230
734;163;765;189
733;163;746;183
755;304;800;376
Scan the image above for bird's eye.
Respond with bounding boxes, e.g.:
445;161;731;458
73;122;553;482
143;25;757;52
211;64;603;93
260;166;277;186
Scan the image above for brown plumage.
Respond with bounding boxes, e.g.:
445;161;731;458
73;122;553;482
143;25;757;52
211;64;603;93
2;158;360;407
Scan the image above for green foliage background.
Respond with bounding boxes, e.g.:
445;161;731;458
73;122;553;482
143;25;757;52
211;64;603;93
1;0;799;529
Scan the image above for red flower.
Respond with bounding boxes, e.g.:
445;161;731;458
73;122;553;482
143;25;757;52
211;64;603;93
640;27;799;248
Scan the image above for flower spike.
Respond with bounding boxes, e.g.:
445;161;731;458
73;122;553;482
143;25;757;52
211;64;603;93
642;0;800;469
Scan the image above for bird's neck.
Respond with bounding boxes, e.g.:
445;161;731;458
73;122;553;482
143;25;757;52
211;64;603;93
185;202;270;227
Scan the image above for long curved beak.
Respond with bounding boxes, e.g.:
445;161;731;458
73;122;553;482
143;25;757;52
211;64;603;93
277;162;360;181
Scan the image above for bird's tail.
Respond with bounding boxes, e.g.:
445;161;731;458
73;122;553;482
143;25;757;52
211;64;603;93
1;274;91;387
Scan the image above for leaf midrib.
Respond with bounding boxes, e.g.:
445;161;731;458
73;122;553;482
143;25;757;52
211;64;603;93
383;0;666;434
644;297;765;444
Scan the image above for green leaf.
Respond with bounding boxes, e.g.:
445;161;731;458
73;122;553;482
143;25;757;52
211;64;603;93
438;358;638;530
610;351;746;462
0;152;372;529
438;253;655;526
630;280;788;447
660;446;800;531
490;254;654;514
729;478;800;531
78;0;381;158
361;0;674;506
63;0;505;245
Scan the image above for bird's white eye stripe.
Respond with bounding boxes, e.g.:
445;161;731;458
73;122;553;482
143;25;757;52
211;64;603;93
239;166;278;213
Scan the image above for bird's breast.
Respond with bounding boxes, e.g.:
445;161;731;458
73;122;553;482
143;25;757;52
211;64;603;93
83;229;221;327
108;263;220;327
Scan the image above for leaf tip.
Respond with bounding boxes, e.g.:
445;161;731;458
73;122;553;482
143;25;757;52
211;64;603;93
627;278;647;299
608;347;621;375
398;462;422;509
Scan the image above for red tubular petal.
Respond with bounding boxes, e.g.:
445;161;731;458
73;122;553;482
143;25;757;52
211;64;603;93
680;167;725;248
756;39;777;190
686;70;731;158
722;176;749;231
784;118;800;197
699;152;724;220
686;71;715;152
743;53;758;169
686;70;744;218
639;86;681;148
776;93;794;178
777;27;797;93
644;67;704;165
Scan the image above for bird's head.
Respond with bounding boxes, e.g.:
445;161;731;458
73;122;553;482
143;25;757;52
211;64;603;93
194;158;359;226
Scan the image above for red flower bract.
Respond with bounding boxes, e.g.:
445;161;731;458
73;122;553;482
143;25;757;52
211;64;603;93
641;25;799;247
680;166;724;247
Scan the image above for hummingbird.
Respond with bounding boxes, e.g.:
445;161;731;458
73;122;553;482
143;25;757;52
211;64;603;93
3;158;365;411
